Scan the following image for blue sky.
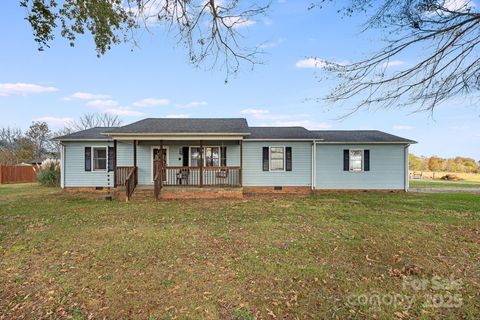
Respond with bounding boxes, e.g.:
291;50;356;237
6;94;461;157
0;1;479;159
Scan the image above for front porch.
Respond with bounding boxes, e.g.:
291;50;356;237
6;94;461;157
112;139;243;200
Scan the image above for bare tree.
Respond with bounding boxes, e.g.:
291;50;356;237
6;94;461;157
68;113;123;131
20;0;269;77
311;0;480;114
0;127;23;151
25;121;52;159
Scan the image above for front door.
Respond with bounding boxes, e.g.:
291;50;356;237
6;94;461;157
153;147;168;182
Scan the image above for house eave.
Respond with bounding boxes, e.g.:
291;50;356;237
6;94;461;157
104;133;247;141
315;141;416;144
245;138;321;141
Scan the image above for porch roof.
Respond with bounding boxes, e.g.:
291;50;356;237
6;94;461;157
105;118;250;136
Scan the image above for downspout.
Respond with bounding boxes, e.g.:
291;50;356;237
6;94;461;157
314;141;317;190
311;140;318;190
404;144;410;192
60;143;65;189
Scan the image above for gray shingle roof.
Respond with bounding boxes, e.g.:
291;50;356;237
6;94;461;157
107;118;249;135
246;127;317;139
53;127;115;141
312;130;416;143
53;119;416;144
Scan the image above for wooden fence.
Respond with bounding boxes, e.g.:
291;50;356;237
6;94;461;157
0;165;37;184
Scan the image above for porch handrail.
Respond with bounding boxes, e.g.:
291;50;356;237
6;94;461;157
125;166;138;201
160;166;241;187
115;166;134;187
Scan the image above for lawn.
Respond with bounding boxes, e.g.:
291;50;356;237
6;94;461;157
410;180;480;189
0;184;479;319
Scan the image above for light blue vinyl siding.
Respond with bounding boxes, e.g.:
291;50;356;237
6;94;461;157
315;144;406;190
126;140;241;185
64;141;114;187
242;141;312;187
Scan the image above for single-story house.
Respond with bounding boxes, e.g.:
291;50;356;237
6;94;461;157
54;118;416;200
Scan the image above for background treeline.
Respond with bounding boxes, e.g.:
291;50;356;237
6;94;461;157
409;154;480;173
0;113;121;165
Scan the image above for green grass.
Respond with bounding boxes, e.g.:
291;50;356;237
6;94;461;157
410;179;480;189
1;184;479;319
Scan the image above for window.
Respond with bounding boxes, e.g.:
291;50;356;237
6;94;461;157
93;147;107;171
190;146;221;167
190;147;201;167
205;147;220;167
270;147;285;171
349;149;363;172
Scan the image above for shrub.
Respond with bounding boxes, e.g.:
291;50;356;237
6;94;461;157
35;159;61;186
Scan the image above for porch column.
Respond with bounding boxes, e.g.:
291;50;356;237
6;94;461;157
113;139;117;187
133;140;137;167
199;140;203;187
239;139;243;186
159;140;164;187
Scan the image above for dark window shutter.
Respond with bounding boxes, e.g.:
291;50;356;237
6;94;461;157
262;147;269;171
285;147;292;171
343;149;349;171
108;147;115;172
364;150;370;171
220;146;227;166
182;147;189;166
85;147;92;171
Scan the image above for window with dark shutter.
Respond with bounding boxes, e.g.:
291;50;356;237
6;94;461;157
285;147;292;171
364;150;370;171
182;147;189;166
220;146;227;166
108;147;115;172
343;149;349;171
85;147;92;171
262;147;269;171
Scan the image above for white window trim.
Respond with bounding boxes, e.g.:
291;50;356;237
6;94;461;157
92;146;108;172
269;146;286;172
349;149;364;173
188;146;222;167
151;146;170;182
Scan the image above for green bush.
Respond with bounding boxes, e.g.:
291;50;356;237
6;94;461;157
36;159;60;187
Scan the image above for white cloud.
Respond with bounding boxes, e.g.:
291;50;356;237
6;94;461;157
0;83;58;96
393;125;414;130
63;92;111;101
34;116;73;128
295;58;347;69
176;101;208;108
133;98;170;107
223;16;256;28
383;60;405;68
444;0;475;11
451;125;470;130
165;114;190;118
270;120;332;129
104;107;145;116
295;58;327;69
86;99;119;108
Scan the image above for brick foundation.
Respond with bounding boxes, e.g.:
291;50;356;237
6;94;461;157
160;187;244;200
243;186;313;195
314;189;405;193
63;187;112;194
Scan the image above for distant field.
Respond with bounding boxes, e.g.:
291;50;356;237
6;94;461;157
409;171;480;182
410;179;480;189
1;184;479;319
